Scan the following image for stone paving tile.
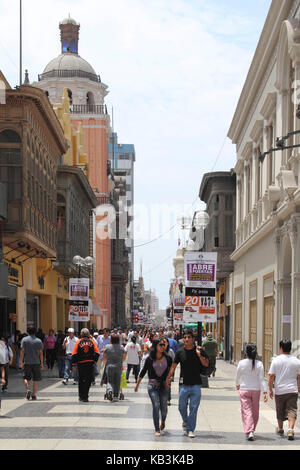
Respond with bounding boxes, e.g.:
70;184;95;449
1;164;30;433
0;359;299;450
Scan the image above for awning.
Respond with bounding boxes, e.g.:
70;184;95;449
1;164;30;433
91;301;103;317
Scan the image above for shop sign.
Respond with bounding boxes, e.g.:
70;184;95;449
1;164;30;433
4;260;23;287
184;252;217;323
69;278;89;301
68;301;90;322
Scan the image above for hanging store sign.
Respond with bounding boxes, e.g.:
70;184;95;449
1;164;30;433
68;300;90;322
183;252;217;323
4;259;23;287
69;278;89;301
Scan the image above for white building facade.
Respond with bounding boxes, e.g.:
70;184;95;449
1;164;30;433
228;0;300;371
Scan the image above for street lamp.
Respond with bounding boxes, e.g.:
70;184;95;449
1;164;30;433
186;210;210;251
72;255;95;278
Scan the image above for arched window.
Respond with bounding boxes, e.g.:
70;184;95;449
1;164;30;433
67;89;73;106
86;92;95;109
70;39;77;53
0;129;21;143
62;39;69;53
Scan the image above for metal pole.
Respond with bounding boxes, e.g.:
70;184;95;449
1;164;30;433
20;0;22;86
197;321;202;346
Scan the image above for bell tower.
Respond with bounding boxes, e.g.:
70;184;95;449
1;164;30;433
59;15;80;54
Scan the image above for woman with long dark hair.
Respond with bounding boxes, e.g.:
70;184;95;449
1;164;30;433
236;343;268;441
135;339;172;437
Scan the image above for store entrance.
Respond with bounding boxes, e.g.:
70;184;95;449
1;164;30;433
26;294;40;330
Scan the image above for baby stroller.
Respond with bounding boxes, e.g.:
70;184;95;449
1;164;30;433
101;364;126;401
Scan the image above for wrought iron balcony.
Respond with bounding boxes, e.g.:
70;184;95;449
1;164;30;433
70;104;108;115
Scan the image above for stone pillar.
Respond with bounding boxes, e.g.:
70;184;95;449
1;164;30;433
288;214;300;342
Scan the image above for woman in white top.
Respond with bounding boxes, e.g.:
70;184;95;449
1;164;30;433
236;343;268;441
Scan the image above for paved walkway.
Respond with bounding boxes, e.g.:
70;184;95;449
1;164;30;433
0;359;299;450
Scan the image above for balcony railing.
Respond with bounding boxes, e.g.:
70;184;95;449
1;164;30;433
38;69;101;83
70;104;108;115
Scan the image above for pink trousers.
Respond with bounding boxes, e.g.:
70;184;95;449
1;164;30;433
239;390;261;434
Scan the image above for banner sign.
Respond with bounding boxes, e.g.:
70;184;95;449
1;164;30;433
68;300;90;322
173;293;185;309
184;252;217;323
69;278;89;301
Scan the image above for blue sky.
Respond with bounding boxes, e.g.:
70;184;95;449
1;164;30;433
0;0;272;309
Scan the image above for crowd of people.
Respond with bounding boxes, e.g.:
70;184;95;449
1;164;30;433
0;325;299;443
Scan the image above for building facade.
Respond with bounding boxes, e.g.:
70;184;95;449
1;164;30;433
36;16;112;328
109;132;136;322
0;78;69;335
199;172;236;355
228;0;300;370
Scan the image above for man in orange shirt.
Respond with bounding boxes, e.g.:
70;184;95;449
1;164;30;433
72;328;100;402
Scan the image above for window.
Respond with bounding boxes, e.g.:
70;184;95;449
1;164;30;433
62;39;69;52
225;215;233;247
0;130;21;143
225;194;233;211
214;195;219;211
70;39;77;53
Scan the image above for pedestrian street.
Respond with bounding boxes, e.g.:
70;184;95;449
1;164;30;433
0;360;299;451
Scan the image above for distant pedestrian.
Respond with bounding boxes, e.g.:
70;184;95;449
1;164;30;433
62;328;78;385
166;329;209;438
269;340;300;441
125;336;142;383
167;332;179;354
72;328;100;402
0;337;13;391
103;334;126;402
135;339;172;437
43;329;56;371
236;343;268;441
19;327;44;400
0;363;5;414
55;331;66;378
97;329;111;375
202;333;218;377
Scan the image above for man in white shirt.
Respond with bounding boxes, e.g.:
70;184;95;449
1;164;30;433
62;328;78;385
269;340;300;440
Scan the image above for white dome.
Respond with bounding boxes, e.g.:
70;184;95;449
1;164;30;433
43;53;97;76
60;16;79;26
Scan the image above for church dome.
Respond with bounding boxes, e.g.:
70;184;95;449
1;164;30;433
60;16;79;26
42;53;97;76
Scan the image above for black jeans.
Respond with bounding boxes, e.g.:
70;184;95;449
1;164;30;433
77;362;94;400
45;349;56;370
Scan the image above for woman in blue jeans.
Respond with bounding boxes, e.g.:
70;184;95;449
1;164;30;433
135;339;172;437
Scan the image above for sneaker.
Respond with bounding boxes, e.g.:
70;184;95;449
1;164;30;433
188;431;195;438
247;432;254;441
31;395;37;401
62;379;68;385
26;390;31;400
73;381;78;385
276;427;284;436
287;429;295;441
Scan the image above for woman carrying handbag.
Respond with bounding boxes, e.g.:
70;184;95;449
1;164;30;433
135;339;172;437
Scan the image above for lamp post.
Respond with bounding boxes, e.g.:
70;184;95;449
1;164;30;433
186;210;210;347
72;255;95;278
